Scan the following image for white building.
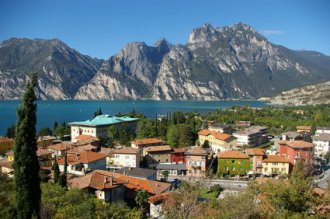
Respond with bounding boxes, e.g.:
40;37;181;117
112;147;141;168
58;151;107;175
233;126;268;147
312;134;330;157
316;127;330;135
69;114;139;142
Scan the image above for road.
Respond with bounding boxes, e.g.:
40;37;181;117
161;175;249;191
316;161;330;189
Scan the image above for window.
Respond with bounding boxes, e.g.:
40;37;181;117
272;163;278;165
231;160;235;164
125;156;130;159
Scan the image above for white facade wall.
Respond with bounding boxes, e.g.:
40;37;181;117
71;125;109;142
233;134;249;146
313;140;330;157
59;158;106;175
114;154;139;168
316;129;330;135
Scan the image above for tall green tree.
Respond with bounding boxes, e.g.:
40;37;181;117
52;157;60;184
13;73;41;219
5;124;16;138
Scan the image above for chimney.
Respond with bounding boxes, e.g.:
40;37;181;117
282;134;287;141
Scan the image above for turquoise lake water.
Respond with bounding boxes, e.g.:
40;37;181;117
0;100;267;136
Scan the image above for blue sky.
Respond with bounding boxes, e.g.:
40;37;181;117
0;0;329;59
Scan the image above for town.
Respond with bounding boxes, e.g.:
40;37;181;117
1;105;330;218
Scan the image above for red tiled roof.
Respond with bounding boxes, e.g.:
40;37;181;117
47;143;72;151
114;147;141;154
246;148;265;156
0;137;14;143
36;148;53;157
198;130;234;141
75;135;99;141
58;151;106;165
145;145;172;153
185;147;207;156
131;138;163;145
84;170;172;195
279;140;314;149
217;150;249;159
262;155;289;163
197;130;211;136
213;133;233;141
172;148;187;153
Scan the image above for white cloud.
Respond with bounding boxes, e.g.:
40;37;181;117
260;30;285;36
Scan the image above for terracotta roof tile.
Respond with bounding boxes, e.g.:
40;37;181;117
217;150;249;159
246;148;265;156
75;135;98;141
58;151;106;165
185;147;207;156
172;148;187;153
36;148;53;157
95;170;171;195
0;137;14;143
47;143;72;151
114;147;141;154
131;138;163;145
145;145;172;153
197;130;211;136
279;140;314;149
213;133;233;141
262;155;289;163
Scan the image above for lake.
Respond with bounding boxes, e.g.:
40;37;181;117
0;100;267;136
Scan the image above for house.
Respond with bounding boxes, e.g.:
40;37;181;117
112;147;141;169
115;167;157;180
316;127;330;135
145;145;172;168
131;138;164;151
37;148;53;167
37;136;55;148
0;137;14;155
312;134;330;157
0;151;14;177
296;125;312;133
58;151;107;175
47;142;72;158
148;193;171;219
208;123;231;134
185;147;208;177
100;147;116;170
68;170;126;203
233;126;268;147
156;163;186;176
217;150;250;176
246;148;265;174
198;129;237;152
278;140;314;168
171;148;187;164
235;121;251;127
262;155;290;176
69;114;139;141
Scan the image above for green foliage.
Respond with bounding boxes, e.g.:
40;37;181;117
38;126;53;136
136;118;157;139
94;107;103;118
0;176;16;218
217;158;250;177
166;124;195;148
162;170;170;182
53;158;60;184
13;72;41;219
53;121;70;139
135;189;148;216
5;124;16;138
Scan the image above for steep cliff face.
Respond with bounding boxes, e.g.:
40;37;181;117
74;40;171;99
1;23;330;100
0;38;101;100
270;80;330;106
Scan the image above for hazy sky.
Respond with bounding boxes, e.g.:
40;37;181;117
1;0;329;59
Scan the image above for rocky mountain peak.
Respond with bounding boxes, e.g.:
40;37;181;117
187;23;217;45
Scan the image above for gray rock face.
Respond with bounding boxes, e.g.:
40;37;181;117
1;23;330;100
0;38;101;100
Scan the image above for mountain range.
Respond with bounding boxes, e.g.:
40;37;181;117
1;23;330;100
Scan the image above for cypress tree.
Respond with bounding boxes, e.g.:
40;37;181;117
58;152;67;187
13;73;41;219
53;157;60;184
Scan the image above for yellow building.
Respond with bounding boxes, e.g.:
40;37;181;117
296;126;312;133
0;137;14;155
198;130;237;153
262;155;290;176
